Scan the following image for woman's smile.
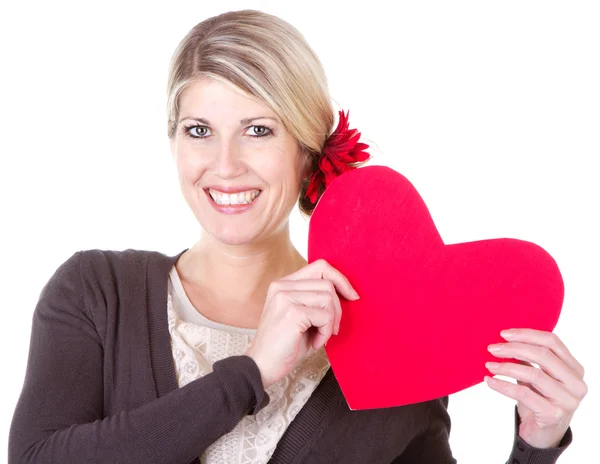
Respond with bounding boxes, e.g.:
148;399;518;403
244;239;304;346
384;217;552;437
204;187;263;214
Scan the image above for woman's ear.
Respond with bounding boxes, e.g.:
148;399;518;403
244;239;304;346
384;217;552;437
300;149;313;180
169;136;177;161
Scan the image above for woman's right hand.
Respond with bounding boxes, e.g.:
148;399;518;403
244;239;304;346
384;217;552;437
244;259;360;390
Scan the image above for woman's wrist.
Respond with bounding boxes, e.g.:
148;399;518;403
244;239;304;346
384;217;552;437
244;348;271;390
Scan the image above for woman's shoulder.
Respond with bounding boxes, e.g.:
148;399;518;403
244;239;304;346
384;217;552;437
43;247;185;328
77;247;169;264
75;247;187;276
49;247;186;305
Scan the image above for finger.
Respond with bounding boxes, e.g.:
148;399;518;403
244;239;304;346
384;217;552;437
282;259;360;301
516;379;543;397
500;329;584;378
488;341;585;398
485;362;579;411
514;361;544;396
265;280;342;334
296;304;335;350
286;289;337;332
285;301;334;339
484;376;559;418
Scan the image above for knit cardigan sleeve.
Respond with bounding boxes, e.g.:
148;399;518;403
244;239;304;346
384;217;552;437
8;251;269;464
392;396;457;463
505;405;572;463
393;396;573;463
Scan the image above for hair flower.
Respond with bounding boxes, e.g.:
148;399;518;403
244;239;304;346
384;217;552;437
305;109;370;204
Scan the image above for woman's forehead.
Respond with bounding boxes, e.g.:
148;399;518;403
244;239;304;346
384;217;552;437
179;79;277;122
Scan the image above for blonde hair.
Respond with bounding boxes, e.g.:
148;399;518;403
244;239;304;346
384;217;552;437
166;9;370;216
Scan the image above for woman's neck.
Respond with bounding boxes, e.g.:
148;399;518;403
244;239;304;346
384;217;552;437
176;225;307;328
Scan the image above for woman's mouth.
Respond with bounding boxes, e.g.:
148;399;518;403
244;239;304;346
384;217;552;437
206;188;261;205
204;188;262;214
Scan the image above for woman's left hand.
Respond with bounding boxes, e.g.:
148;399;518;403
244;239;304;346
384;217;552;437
484;328;587;448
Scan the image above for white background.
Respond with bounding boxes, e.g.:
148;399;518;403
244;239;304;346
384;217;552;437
1;1;597;462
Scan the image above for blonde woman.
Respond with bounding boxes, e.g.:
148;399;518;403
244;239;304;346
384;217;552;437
9;9;586;464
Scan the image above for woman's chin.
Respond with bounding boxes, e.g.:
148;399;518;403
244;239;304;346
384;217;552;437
209;227;260;247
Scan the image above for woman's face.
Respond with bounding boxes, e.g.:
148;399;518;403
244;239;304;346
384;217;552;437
170;78;308;246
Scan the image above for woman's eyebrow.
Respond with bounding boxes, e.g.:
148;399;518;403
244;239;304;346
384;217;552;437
177;116;279;124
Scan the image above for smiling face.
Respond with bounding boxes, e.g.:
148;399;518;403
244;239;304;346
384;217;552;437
170;78;309;246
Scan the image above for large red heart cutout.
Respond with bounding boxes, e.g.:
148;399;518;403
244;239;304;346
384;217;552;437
307;165;564;410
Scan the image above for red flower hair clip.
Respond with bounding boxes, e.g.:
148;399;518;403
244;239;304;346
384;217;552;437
305;109;370;204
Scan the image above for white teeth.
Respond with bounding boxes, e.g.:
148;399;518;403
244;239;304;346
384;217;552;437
208;189;260;206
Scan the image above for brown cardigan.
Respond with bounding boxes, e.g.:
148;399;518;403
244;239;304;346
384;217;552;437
8;248;572;463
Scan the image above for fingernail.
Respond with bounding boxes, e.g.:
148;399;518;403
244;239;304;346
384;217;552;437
484;375;496;384
350;290;360;300
488;344;501;353
500;329;516;339
485;362;500;369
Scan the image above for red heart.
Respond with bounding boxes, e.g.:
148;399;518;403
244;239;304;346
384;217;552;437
308;165;564;410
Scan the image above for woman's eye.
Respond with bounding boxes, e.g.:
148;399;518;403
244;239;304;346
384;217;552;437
186;125;210;138
183;124;272;139
247;125;271;137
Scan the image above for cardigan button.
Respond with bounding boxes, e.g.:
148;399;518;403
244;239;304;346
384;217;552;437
517;442;526;452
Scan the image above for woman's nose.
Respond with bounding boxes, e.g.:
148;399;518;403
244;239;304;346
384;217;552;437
212;140;245;178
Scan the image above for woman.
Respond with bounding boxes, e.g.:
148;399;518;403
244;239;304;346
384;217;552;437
9;9;586;464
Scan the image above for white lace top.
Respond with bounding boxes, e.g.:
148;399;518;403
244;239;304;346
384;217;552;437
167;265;331;464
